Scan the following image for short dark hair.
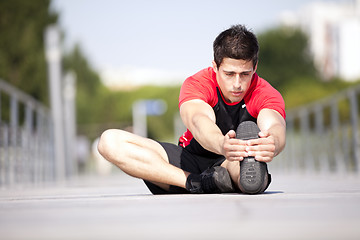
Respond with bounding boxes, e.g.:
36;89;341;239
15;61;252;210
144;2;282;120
213;24;259;69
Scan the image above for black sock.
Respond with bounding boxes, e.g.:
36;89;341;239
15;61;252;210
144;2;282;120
185;173;203;193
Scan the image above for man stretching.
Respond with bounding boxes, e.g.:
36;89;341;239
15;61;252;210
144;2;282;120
98;24;286;194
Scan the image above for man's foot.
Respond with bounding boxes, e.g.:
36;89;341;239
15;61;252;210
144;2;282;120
186;166;235;194
236;121;269;194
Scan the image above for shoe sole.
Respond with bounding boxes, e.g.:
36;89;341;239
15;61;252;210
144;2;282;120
236;121;267;194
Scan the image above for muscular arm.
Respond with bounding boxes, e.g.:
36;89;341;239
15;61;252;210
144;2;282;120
258;108;286;156
180;100;286;162
246;108;286;162
180;99;248;160
180;99;223;154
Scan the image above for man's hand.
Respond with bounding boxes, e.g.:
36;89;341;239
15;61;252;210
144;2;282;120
221;130;249;161
245;130;276;162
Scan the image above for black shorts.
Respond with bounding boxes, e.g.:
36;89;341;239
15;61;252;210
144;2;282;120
144;142;226;194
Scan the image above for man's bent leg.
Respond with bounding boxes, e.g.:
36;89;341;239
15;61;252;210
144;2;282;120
222;159;271;194
97;129;189;191
221;121;272;194
236;121;271;194
221;160;240;190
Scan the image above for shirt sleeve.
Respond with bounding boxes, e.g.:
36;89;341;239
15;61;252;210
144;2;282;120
179;67;217;108
245;75;286;119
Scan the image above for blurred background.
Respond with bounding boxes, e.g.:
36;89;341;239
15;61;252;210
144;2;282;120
0;0;359;187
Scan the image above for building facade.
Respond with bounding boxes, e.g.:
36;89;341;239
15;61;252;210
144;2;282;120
282;0;360;81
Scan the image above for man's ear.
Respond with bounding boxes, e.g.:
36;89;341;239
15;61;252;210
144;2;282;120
253;61;258;72
212;60;218;72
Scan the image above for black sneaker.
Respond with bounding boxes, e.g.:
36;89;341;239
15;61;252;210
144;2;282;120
186;166;234;194
236;121;269;194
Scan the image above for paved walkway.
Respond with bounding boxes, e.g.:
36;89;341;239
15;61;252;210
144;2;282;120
1;171;360;240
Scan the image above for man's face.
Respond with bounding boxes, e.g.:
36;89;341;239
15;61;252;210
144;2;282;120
213;58;257;103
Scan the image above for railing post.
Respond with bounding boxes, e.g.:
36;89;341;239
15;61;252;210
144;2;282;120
314;104;328;173
349;90;360;172
285;114;296;172
299;108;313;172
9;94;18;185
0;91;2;186
1;79;54;187
24;103;34;183
331;98;347;173
1;124;9;186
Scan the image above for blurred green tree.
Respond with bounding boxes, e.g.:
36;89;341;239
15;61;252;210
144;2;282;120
0;0;58;104
255;26;358;109
257;26;317;91
63;45;182;141
63;45;106;126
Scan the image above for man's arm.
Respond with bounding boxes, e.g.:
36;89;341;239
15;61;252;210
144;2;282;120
246;108;286;162
180;99;248;161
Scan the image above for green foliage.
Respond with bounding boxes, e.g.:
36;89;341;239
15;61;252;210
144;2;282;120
92;85;181;141
256;26;360;112
0;0;58;104
61;45;182;141
63;45;106;125
282;77;357;109
257;27;317;91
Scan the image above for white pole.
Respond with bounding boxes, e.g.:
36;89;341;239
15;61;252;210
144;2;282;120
63;71;77;176
132;100;147;137
45;25;66;181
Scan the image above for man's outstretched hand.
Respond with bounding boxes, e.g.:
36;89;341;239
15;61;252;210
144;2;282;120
221;130;276;163
221;130;248;162
245;130;276;162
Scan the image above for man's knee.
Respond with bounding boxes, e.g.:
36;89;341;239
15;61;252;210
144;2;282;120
98;129;112;156
97;129;126;162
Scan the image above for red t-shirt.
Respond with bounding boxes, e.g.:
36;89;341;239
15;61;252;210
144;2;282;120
178;67;285;150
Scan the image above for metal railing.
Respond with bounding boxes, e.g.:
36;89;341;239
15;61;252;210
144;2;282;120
274;84;360;174
0;80;54;187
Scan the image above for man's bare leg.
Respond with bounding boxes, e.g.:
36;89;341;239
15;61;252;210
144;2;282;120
97;129;189;190
221;160;241;190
